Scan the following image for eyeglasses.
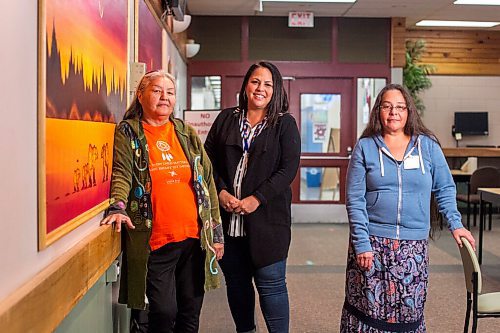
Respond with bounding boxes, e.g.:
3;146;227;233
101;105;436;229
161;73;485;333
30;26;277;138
379;103;407;113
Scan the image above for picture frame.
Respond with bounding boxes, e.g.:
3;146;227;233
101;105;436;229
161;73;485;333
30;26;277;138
38;0;129;249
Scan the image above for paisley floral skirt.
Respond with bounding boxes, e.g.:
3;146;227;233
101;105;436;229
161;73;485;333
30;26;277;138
340;236;429;333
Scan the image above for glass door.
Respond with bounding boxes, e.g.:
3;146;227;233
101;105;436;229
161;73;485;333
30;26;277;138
221;76;244;110
289;78;354;204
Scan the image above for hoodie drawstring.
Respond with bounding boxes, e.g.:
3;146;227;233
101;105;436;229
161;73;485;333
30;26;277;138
417;137;425;174
377;136;425;176
379;148;385;177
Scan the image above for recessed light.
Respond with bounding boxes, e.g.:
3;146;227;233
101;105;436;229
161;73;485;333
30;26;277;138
454;0;500;5
416;20;500;27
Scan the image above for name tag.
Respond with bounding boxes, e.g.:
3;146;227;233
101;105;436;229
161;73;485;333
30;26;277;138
404;155;420;170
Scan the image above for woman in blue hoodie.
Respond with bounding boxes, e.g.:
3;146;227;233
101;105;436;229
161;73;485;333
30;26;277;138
340;84;475;332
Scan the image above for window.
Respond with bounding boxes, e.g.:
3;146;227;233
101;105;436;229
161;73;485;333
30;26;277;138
191;76;221;110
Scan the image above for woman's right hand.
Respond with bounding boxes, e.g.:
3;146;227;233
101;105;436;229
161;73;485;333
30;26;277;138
100;213;135;232
356;251;374;271
218;190;240;213
213;243;224;260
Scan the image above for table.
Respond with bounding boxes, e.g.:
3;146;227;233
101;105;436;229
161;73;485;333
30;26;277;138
450;169;472;183
452;169;473;228
443;147;500;158
478;188;500;264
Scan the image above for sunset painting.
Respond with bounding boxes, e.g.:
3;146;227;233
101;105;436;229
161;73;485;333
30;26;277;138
39;0;128;248
138;0;163;71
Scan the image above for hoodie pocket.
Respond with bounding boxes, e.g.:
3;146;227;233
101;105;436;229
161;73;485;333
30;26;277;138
401;192;427;228
366;192;398;224
365;192;379;209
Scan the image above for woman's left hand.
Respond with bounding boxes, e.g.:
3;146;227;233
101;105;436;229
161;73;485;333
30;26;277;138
452;227;476;251
236;195;261;215
213;243;224;260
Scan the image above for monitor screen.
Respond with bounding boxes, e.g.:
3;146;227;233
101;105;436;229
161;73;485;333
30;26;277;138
454;112;488;136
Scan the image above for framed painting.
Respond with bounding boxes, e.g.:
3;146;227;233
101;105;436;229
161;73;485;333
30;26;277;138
137;0;163;71
38;0;129;249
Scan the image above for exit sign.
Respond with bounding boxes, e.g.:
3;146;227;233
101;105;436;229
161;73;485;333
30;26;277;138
288;11;314;28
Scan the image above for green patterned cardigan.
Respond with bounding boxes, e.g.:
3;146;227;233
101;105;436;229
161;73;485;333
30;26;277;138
106;114;223;310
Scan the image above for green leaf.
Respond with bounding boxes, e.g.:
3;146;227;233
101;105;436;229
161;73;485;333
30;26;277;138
403;39;436;114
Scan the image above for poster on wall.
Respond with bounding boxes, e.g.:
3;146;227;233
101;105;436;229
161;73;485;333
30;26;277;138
38;0;128;249
138;0;163;71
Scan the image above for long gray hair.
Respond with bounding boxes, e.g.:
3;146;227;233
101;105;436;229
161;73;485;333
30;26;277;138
123;70;176;120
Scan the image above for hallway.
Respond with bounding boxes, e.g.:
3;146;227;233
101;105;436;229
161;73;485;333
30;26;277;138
200;220;500;332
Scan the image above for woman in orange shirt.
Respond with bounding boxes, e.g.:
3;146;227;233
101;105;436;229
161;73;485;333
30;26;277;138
101;70;223;333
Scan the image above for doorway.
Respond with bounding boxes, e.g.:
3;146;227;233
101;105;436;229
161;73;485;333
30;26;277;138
222;77;356;206
288;78;354;204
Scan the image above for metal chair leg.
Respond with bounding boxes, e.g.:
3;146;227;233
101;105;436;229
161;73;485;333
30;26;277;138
467;200;471;228
474;203;478;227
488;202;492;231
464;295;471;333
472;273;479;333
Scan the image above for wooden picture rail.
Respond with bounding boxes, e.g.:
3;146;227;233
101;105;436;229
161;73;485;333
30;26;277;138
0;225;120;332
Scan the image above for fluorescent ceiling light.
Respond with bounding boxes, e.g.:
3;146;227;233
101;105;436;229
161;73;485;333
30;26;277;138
454;0;500;5
416;20;500;27
262;0;356;3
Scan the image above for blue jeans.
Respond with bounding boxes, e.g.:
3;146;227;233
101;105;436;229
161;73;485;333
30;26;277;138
220;236;289;333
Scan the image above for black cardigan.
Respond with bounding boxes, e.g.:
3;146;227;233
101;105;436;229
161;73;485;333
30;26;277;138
205;107;301;268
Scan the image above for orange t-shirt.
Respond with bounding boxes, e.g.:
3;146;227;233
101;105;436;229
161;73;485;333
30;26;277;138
142;121;199;251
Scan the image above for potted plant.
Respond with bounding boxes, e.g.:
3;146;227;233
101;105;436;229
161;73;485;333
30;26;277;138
403;39;435;114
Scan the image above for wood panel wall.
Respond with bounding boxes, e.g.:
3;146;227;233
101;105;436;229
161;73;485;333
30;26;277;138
391;17;406;68
0;226;120;332
406;29;500;75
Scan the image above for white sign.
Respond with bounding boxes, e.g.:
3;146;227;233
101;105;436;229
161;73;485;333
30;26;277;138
183;110;221;143
288;11;314;28
312;122;327;143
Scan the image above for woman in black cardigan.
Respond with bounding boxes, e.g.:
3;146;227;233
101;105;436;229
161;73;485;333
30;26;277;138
205;61;300;333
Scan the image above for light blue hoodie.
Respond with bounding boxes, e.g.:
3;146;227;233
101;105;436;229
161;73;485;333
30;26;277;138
346;134;464;254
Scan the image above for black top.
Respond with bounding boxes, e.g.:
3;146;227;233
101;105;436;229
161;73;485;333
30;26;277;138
205;107;301;268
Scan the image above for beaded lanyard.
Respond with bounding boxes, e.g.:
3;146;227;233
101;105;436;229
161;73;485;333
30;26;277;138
240;115;266;152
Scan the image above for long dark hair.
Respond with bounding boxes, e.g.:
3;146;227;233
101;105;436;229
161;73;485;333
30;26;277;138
238;61;289;127
123;70;176;120
361;84;437;142
362;84;444;238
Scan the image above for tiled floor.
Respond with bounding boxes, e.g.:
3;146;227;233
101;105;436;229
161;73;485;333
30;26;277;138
200;217;500;332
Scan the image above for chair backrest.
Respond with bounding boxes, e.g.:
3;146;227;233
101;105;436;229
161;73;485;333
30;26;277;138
459;237;482;294
470;167;500;194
